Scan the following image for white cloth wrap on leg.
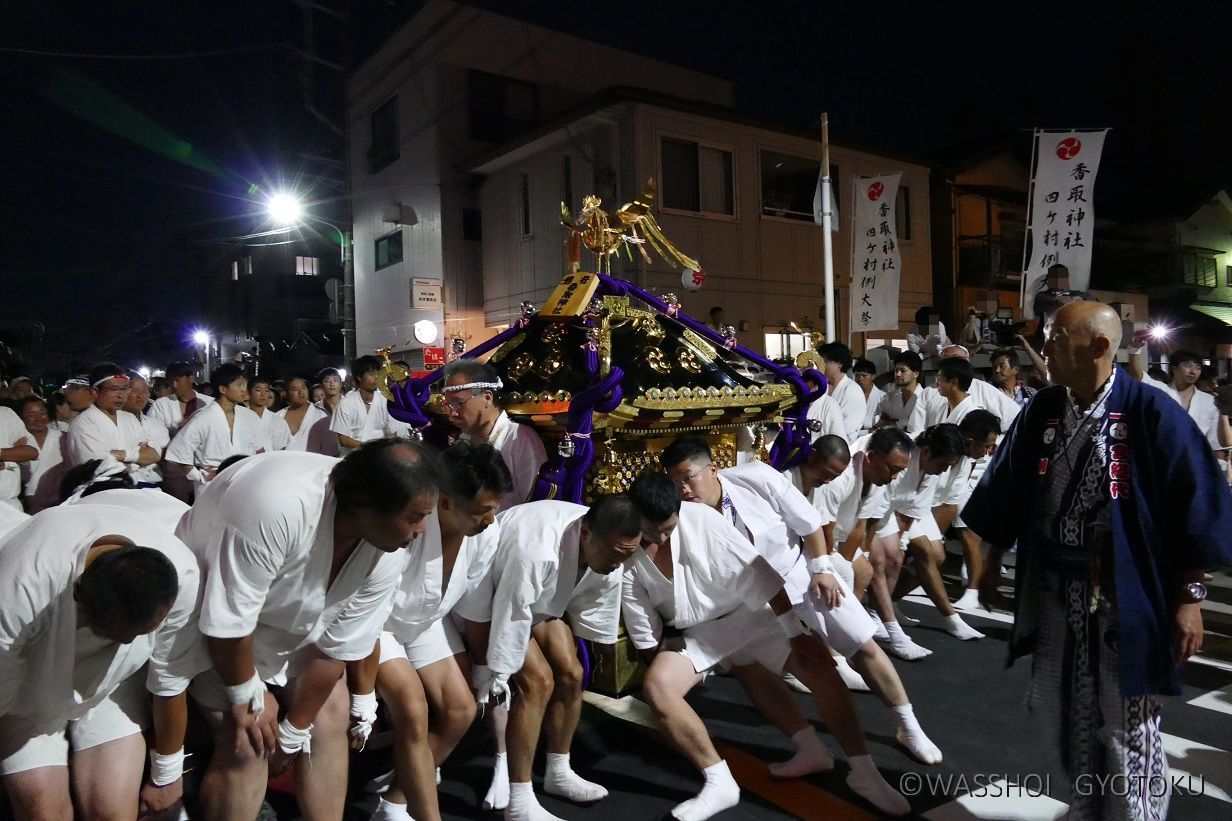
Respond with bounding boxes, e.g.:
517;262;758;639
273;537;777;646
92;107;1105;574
348;690;378;751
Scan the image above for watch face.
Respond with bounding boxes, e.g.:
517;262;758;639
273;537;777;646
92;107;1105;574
1187;583;1208;601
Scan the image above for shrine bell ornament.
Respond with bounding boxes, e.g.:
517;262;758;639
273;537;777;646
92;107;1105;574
681;266;706;291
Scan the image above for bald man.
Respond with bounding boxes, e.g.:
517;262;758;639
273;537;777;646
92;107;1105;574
964;301;1232;820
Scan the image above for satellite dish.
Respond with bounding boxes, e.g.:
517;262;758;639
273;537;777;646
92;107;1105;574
325;278;342;301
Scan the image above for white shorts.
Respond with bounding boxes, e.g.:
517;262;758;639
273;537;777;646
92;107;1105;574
724;610;792;675
378;619;466;671
0;674;148;775
831;551;856;592
794;573;876;658
877;511;942;546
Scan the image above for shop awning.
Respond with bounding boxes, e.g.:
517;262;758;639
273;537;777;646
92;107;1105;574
1190;302;1232;326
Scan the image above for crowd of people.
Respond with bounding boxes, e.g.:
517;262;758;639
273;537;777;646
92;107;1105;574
0;298;1227;821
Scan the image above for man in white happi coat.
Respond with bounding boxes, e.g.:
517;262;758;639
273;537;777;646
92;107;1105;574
442;359;547;510
852;358;885;436
278;376;332;453
788;435;943;763
0;496;29;539
818;342;867;440
61;457;192;533
146;360;213;438
361;441;513;821
0;504;206;821
330;355;409;454
1150;349;1223;455
933;410;1002;611
175;442;440;821
66;363;161;480
15;397;63;513
455;496;640;821
0;404;36;512
248;375;292;453
804;383;849;443
940;344;1019;432
873;351;947;435
164;363;262;497
875;424;985;643
122;371;169;489
625;472;910;819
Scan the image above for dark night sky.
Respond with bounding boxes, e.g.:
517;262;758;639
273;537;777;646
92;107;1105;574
2;0;1229;369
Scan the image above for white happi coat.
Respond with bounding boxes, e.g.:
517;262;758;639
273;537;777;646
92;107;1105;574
66;405;147;468
1157;382;1222;451
21;428;68;513
461;411;547;510
147;392;214;438
829;375;867;441
163;401;261;493
933;394;983;508
876;385;947;435
278;403;331;453
329;390;408;453
966;376;1019;432
0;504;206;721
67;488;190;534
0;408;29;509
176;452;407;681
861;385;886;433
0;503;29;540
806;393;848;442
621;502;785;671
454;501;621;678
383;507;502;645
886;446;942;525
252;408;292;453
715;462;819;604
130;413;170;486
810;439;891;544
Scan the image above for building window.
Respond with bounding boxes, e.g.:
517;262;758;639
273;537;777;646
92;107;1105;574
760;151;839;223
375;230;403;270
763;331;810;361
462;208;483;242
1181;253;1217;288
562;155;573;211
468;70;539;143
231;260;239;281
519;173;532;238
1226;265;1232;287
368;96;399;174
896;185;912;240
295;256;319;276
661;137;734;216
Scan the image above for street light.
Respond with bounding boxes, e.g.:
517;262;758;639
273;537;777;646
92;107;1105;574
265;191;356;361
193;330;212;377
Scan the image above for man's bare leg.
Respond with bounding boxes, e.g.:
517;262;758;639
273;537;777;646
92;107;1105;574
870;536;930;660
953;528;985;610
465;617;510;810
643;651;740;821
906;538;982;640
731;662;834;777
4;767;73;821
199;689;279;821
785;640;909;816
419;654;478;765
70;732;145;819
845;642;942;764
375;658;441;821
505;635;560;821
532;619;607;804
295;677;354;821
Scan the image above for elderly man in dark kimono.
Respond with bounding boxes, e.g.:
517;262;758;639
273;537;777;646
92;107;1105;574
964;301;1232;821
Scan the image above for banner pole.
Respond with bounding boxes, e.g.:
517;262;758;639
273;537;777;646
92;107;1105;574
821;114;836;343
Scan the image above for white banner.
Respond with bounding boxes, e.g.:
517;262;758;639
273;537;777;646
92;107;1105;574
849;173;902;333
1021;128;1109;316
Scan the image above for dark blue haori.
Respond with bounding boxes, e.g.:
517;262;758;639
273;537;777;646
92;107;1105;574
964;367;1232;697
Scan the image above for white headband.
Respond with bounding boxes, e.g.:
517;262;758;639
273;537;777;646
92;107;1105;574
443;379;503;394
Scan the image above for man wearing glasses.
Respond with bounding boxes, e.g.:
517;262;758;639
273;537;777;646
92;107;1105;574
443;360;546;511
65;362;160;475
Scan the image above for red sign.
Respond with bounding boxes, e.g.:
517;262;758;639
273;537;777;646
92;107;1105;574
1056;137;1083;160
867;181;885;201
423;347;446;368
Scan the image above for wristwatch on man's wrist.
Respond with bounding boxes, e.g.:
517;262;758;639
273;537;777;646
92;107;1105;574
1181;582;1208;604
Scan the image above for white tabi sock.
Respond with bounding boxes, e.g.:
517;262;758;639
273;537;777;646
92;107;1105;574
484;751;510;811
834;655;870;692
943;612;984;640
505;781;563;821
769;727;835;778
371;796;413;821
846;754;910;816
543;752;608;803
883;621;932;660
891;703;942;764
867;608;890;641
672;760;740;821
953;588;981;611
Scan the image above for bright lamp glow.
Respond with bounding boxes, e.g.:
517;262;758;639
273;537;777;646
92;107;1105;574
137;366;151;379
267;192;303;225
337;368;348;382
192;330;210;346
413;320;438;344
1148;324;1172;341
